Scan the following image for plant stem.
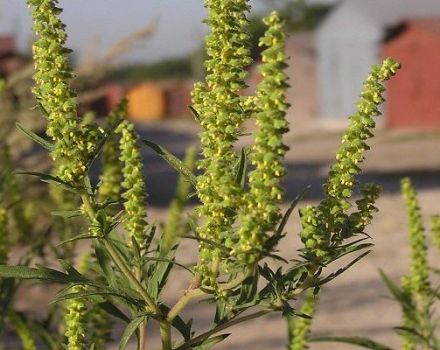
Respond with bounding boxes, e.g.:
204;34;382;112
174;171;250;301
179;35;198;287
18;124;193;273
176;310;271;350
218;266;253;291
160;321;172;350
80;189;159;315
167;288;205;322
139;326;146;350
102;239;158;313
287;265;318;299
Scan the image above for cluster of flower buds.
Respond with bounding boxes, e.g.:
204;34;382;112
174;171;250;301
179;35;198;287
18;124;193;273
236;12;289;263
289;291;316;350
345;183;381;236
117;120;148;252
64;285;87;350
401;178;430;300
27;0;103;183
192;0;252;277
432;215;440;252
8;312;37;350
98;99;128;203
300;58;400;259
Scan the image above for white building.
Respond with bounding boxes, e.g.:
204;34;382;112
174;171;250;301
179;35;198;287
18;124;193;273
316;0;440;120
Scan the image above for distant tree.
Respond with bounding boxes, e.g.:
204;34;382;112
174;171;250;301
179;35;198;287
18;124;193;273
261;0;335;31
106;56;193;82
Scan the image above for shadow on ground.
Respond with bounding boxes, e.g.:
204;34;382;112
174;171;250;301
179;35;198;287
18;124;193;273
136;126;440;207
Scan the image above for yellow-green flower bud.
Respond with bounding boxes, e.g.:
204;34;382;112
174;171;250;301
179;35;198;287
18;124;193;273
117;120;148;252
98;99;128;203
401;178;430;302
27;0;104;183
64;285;87;350
288;291;316;350
193;0;252;277
431;215;440;253
299;59;400;259
8;312;37;350
236;12;289;263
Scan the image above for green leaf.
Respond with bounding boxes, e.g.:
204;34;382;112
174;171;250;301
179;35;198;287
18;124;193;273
237;271;258;305
53;289;139;305
189;106;201;123
326;242;373;264
142;140;197;188
131;236;142;263
318;251;371;286
97;301;130;324
57;260;83;280
94;241;117;288
276;185;310;237
57;233;96;247
143;256;194;275
86;117;123;170
119;316;146;350
0;265;85;284
50;209;83;219
234;148;247;188
16;171;79;193
16;122;54;151
147;251;175;299
379;270;407;304
311;336;394;350
192;334;231;350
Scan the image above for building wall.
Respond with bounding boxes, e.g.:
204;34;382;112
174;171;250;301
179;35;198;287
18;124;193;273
316;5;382;120
383;25;440;128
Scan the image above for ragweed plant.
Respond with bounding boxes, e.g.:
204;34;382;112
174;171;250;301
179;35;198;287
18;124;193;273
310;178;440;349
0;1;400;349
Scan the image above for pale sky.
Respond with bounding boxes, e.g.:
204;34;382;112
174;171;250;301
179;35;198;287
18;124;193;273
0;0;334;63
0;0;267;63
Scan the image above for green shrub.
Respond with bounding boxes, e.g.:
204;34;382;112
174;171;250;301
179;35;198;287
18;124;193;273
0;0;400;349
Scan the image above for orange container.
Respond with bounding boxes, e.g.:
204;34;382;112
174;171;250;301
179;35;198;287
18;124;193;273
126;83;165;121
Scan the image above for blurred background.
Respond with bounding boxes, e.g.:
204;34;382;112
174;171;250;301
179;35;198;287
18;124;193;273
1;0;440;348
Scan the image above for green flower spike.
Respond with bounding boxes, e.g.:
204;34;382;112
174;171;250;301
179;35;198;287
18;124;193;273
431;215;440;253
192;0;252;278
401;178;430;306
64;253;90;350
299;58;400;259
27;0;103;183
9;312;37;350
400;178;434;348
288;291;316;350
98;99;128;203
117;120;148;252
74;253;113;350
346;183;381;235
0;208;8;265
64;286;87;350
237;11;289;263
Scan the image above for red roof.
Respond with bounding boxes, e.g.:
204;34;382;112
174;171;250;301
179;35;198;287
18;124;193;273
409;18;440;35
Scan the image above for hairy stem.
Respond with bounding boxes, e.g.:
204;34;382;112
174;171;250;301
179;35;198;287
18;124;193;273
101;239;158;313
160;321;172;350
167;289;205;322
80;190;159;315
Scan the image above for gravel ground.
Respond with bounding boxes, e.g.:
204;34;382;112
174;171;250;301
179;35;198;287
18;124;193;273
7;124;440;349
